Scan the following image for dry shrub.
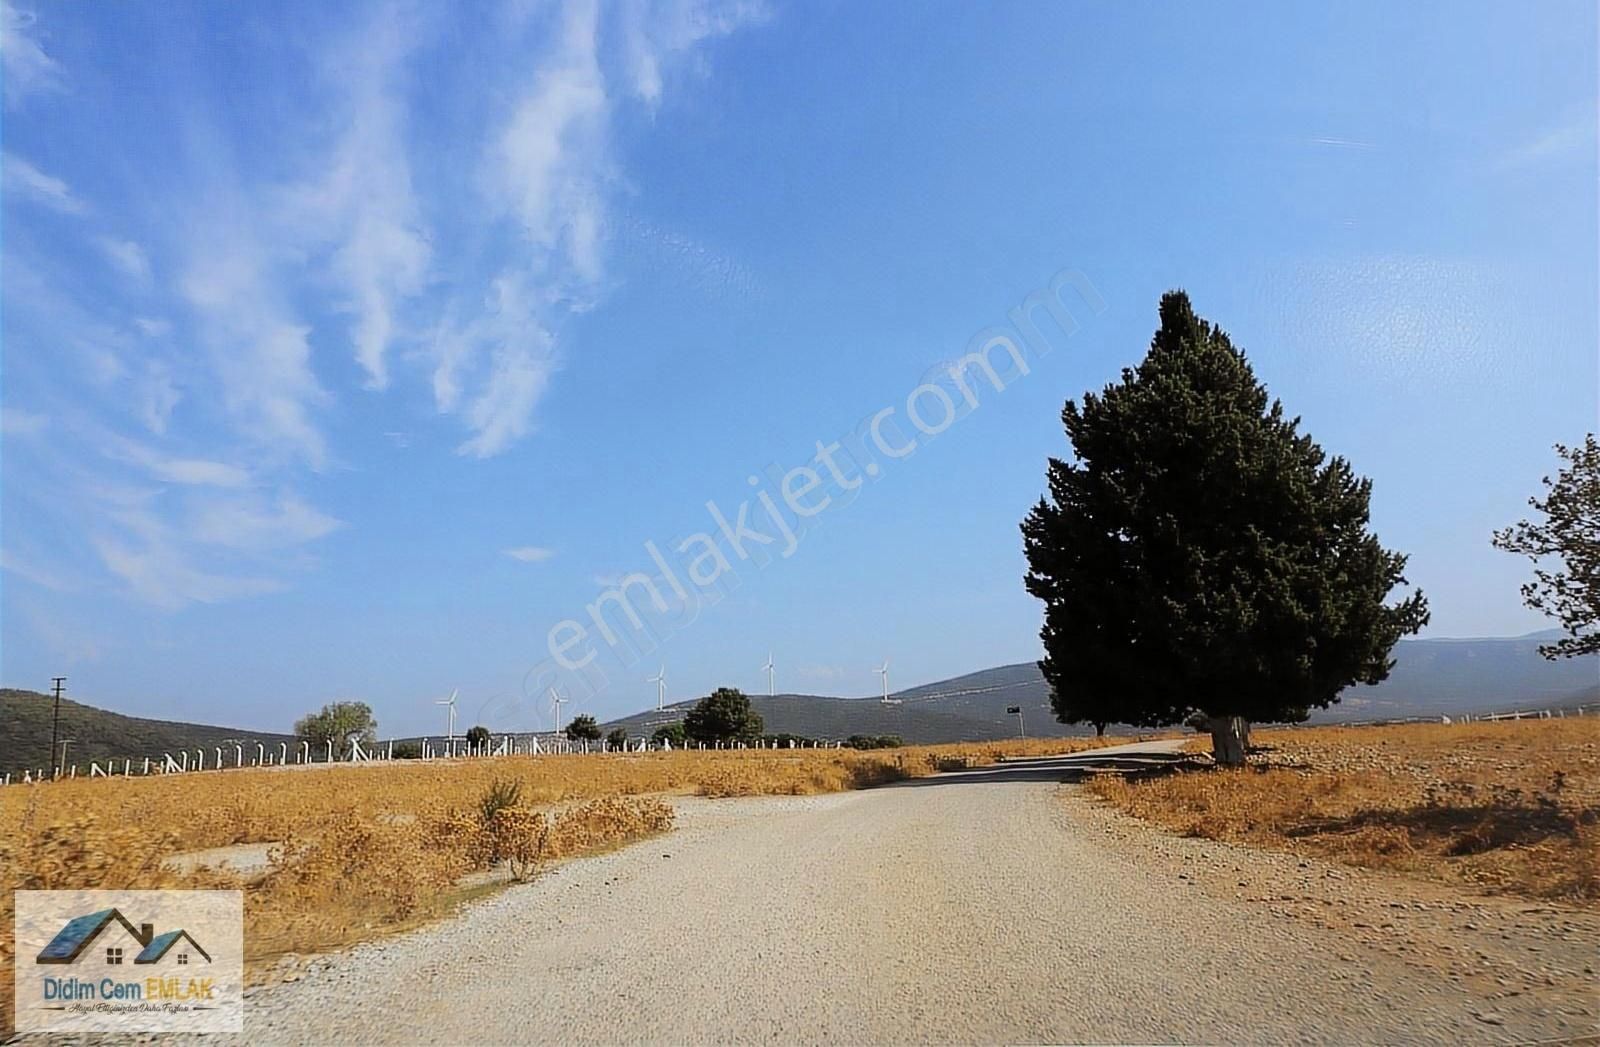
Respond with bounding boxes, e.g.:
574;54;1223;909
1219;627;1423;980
0;794;239;1036
247;810;473;958
485;796;674;880
1089;718;1600;903
487;806;550;881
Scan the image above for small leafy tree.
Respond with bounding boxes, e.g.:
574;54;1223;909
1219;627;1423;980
565;714;602;742
606;727;630;750
1022;292;1428;765
761;733;817;748
293;700;377;749
651;722;687;746
1493;435;1600;659
846;734;903;750
465;725;491;751
683;688;763;745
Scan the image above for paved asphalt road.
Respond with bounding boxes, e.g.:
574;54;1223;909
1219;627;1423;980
215;740;1590;1044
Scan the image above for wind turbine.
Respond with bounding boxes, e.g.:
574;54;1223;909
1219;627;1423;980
436;688;458;756
649;665;666;711
874;661;893;704
762;653;776;697
548;687;569;734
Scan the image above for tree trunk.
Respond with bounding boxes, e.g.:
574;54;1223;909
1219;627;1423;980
1208;715;1251;767
1094;722;1107;737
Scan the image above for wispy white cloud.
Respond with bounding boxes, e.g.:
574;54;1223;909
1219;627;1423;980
1;405;48;436
619;0;765;107
188;492;342;551
292;12;429;390
1307;135;1376;150
0;0;62;109
98;236;150;281
3;153;85;213
430;0;760;457
1498;117;1595;171
180;227;328;467
134;360;182;434
103;432;250;488
436;274;557;458
491;0;609;283
90;528;286;610
1;0;762;612
0;547;74;592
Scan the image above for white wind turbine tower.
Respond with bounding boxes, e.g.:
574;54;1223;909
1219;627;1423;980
648;666;667;711
436;688;459;756
548;686;569;735
874;660;894;704
763;653;776;697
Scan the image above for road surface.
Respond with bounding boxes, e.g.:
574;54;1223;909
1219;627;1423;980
220;740;1595;1044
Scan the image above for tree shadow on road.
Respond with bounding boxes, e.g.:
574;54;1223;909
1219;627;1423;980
888;751;1207;788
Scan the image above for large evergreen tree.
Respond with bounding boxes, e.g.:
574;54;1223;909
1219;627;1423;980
1021;291;1428;765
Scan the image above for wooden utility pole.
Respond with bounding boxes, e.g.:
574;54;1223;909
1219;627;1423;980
49;677;67;779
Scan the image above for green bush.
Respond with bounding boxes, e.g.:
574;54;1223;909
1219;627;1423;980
651;722;687;746
684;688;763;745
565;714;602;742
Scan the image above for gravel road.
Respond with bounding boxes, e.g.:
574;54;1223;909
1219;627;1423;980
219;740;1595;1044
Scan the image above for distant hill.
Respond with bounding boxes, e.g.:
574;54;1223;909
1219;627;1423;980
1330;631;1599;721
4;632;1593;771
0;689;292;780
603;632;1599;742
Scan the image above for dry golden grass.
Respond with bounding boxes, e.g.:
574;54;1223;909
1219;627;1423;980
0;735;1112;1032
1088;718;1600;903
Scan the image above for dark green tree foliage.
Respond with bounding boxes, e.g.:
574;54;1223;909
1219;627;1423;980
293;700;377;749
761;733;819;747
565;714;602;742
1493;435;1600;659
606;727;630;750
650;721;688;746
683;687;764;745
1021;292;1428;763
846;734;903;750
465;724;491;750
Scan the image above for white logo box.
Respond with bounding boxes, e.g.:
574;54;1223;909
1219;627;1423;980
14;889;244;1034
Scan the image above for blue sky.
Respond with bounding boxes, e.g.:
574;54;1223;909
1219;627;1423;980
2;1;1595;736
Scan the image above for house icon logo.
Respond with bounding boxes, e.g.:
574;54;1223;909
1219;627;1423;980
15;889;242;1034
35;908;212;968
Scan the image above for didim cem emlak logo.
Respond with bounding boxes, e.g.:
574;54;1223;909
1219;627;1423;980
15;889;242;1033
35;907;216;1006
